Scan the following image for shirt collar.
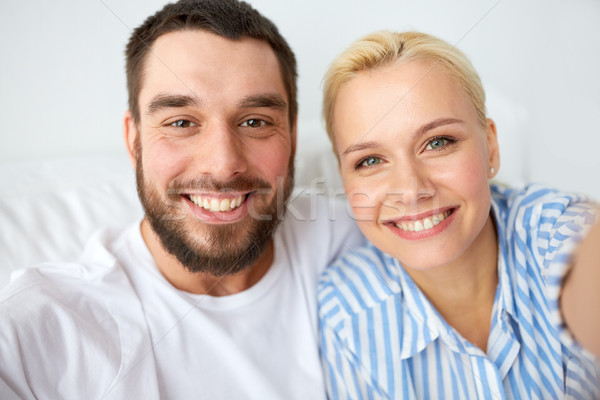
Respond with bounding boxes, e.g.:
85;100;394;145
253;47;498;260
490;186;516;320
390;255;443;359
390;253;491;358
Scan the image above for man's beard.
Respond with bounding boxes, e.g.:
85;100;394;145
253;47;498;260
135;146;294;277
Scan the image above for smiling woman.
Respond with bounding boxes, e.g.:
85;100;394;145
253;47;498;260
334;58;497;274
317;30;600;399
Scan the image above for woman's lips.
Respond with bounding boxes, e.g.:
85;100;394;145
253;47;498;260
392;209;454;232
383;207;457;239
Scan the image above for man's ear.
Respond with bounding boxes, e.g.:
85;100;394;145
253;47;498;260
290;115;298;160
486;118;500;178
123;110;139;168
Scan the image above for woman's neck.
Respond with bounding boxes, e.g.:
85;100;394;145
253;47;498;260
404;215;499;352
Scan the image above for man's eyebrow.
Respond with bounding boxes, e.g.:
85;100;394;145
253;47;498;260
342;118;464;157
237;93;287;110
146;94;202;115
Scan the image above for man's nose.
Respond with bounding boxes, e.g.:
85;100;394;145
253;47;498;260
194;122;249;181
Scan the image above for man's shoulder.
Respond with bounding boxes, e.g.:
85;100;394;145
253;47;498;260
2;223;134;299
281;190;362;240
0;259;128;331
0;245;153;399
0;262;119;391
0;223;145;343
277;190;364;268
283;188;352;227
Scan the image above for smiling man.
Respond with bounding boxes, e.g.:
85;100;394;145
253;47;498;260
0;1;362;399
126;29;295;294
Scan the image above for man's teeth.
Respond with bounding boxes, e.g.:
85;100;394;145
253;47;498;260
189;195;245;212
395;210;452;232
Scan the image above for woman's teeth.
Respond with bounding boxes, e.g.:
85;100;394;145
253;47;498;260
395;210;452;232
189;195;245;212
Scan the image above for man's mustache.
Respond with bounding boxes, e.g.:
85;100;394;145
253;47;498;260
166;175;273;196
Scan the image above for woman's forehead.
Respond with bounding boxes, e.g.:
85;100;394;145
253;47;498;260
332;61;475;145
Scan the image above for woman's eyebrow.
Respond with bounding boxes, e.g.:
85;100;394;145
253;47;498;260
413;117;464;140
342;141;380;157
342;117;464;157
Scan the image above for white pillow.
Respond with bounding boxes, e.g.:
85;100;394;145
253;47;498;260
0;155;143;288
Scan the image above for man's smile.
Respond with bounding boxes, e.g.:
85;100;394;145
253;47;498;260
188;193;249;212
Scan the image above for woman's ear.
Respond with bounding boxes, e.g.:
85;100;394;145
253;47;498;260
123;110;139;168
486;118;500;178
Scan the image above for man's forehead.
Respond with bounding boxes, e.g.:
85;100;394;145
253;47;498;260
139;29;287;107
154;29;271;50
147;30;279;77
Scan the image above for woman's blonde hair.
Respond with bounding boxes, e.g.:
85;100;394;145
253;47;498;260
323;30;487;153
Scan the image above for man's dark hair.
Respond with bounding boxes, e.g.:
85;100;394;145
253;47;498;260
125;0;297;125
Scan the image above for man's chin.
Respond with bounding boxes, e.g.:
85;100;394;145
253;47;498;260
146;210;277;276
170;235;271;276
135;147;295;277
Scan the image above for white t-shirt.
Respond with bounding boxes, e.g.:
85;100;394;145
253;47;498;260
0;193;363;399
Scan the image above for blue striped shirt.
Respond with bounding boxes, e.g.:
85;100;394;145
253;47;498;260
318;184;600;399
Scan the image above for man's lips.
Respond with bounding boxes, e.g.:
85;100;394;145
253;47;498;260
185;192;252;213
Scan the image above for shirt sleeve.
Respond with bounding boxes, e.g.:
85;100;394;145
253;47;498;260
0;378;27;400
537;199;598;362
0;280;122;399
0;264;152;400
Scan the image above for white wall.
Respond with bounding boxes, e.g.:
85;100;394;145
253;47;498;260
1;0;599;199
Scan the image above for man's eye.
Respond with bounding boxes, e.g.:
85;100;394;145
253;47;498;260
357;156;382;169
170;119;194;128
240;119;266;128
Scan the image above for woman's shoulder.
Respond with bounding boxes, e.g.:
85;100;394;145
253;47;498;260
318;242;403;319
491;183;594;228
491;182;597;273
492;183;591;209
319;242;394;285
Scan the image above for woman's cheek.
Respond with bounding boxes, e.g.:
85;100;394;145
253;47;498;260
345;183;381;223
441;152;489;195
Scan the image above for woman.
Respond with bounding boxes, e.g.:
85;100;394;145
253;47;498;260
318;31;600;399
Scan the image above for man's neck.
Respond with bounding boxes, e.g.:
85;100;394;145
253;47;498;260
139;219;274;296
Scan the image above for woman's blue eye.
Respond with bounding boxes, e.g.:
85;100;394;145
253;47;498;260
358;156;382;168
426;137;448;150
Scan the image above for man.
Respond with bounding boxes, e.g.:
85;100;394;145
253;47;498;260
0;1;362;398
